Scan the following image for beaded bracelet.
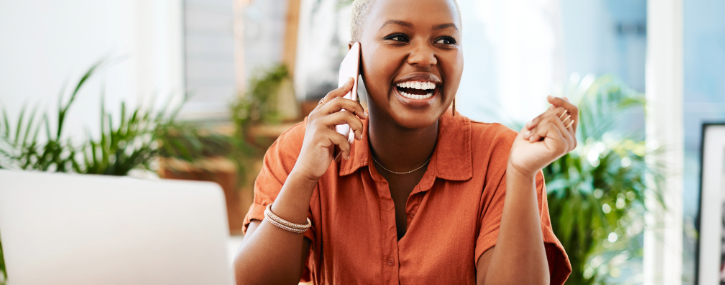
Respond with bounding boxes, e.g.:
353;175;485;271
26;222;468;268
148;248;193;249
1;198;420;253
265;216;308;234
264;204;311;234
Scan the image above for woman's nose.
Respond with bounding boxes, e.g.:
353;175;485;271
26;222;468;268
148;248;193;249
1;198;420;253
407;42;437;68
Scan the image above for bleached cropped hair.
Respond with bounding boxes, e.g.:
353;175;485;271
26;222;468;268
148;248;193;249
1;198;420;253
350;0;461;42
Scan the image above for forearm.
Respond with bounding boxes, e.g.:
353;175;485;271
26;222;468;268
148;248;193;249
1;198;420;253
483;167;549;285
233;169;318;285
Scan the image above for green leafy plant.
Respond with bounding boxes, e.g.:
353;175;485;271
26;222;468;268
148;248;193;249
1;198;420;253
159;122;235;160
157;120;252;185
0;61;221;174
230;64;289;132
543;74;665;284
81;98;173;175
0;61;104;172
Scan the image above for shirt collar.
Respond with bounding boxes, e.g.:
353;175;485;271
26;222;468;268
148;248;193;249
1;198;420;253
338;110;473;181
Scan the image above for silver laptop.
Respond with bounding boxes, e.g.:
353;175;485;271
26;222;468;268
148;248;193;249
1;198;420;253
0;170;234;285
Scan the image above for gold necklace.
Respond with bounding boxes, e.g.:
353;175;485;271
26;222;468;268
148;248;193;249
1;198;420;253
372;156;431;175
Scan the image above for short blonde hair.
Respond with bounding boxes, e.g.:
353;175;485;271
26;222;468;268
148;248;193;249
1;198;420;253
350;0;462;42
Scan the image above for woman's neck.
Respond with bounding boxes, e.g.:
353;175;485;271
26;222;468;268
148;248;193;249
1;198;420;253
367;108;438;173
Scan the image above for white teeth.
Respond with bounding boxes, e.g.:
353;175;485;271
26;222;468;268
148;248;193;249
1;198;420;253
399;90;434;100
396;81;437;91
395;81;437;99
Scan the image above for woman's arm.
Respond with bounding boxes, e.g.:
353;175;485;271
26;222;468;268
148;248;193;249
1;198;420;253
233;78;367;285
476;170;549;284
477;96;578;285
233;172;317;285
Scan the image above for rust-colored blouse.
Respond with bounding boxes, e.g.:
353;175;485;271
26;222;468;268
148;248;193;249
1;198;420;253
243;111;571;284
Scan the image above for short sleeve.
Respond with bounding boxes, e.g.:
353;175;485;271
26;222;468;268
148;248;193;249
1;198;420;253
241;119;317;282
474;171;572;285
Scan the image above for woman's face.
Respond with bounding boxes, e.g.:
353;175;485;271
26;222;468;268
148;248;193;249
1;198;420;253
359;0;463;129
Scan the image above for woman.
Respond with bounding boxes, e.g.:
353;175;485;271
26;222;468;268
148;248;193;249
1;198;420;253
234;0;575;283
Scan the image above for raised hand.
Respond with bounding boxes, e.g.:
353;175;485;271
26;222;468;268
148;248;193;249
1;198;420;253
293;78;368;181
508;96;579;178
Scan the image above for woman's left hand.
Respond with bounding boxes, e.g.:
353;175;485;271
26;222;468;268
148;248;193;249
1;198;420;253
508;95;579;178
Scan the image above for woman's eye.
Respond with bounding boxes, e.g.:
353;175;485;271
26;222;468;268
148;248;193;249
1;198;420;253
435;37;456;45
384;34;409;42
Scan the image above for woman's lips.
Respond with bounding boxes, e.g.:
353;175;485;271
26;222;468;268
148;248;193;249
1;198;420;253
392;72;442;107
393;84;439;107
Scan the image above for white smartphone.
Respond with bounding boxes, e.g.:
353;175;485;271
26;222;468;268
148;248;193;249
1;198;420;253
336;42;361;144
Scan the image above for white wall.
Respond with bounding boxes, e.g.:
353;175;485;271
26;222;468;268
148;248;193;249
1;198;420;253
0;0;184;141
457;0;565;124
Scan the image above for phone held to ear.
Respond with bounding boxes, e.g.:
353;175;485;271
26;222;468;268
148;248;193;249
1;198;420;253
336;42;361;145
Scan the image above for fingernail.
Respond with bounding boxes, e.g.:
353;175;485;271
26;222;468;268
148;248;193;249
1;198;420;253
525;130;531;136
547;95;553;100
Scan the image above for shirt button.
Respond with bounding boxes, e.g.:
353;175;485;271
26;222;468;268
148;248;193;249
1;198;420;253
387;258;395;266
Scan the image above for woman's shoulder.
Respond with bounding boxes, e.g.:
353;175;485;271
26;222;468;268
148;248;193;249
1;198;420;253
470;120;517;140
441;112;518;166
263;118;308;160
452;113;518;146
276;118;307;143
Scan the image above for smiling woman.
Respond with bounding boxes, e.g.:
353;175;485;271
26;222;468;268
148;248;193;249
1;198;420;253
359;0;462;130
233;0;573;284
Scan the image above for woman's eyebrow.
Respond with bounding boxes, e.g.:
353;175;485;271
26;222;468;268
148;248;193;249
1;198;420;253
379;20;458;32
433;23;458;31
379;20;413;30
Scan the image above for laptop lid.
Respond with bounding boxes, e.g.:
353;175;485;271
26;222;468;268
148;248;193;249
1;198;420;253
0;170;234;285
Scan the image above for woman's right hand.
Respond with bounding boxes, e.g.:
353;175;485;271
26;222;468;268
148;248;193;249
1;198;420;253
293;77;367;181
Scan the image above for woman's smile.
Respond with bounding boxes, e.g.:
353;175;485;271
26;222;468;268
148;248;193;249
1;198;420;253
392;72;442;107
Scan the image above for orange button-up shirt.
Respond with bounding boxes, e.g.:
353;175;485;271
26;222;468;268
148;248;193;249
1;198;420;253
243;111;571;284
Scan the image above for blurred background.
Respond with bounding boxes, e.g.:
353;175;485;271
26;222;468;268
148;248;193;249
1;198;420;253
0;0;723;284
